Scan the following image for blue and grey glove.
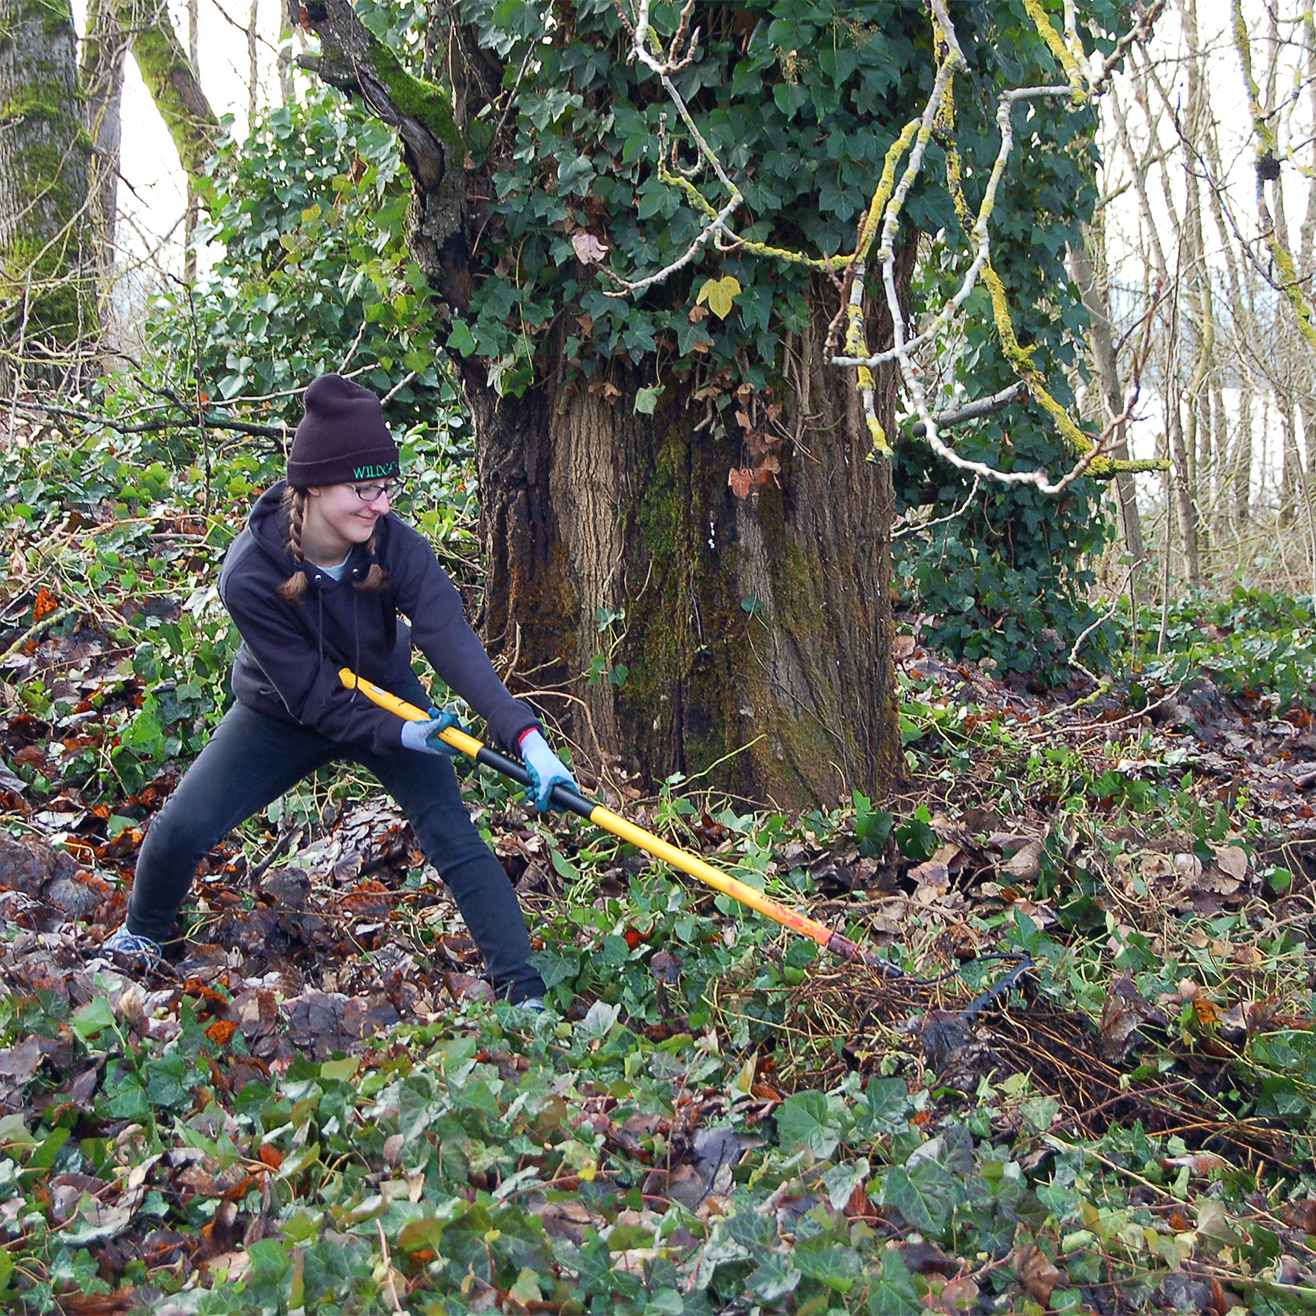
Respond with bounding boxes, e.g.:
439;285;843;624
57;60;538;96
518;729;577;811
400;707;464;757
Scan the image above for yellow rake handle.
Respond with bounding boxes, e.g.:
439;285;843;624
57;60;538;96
340;668;892;969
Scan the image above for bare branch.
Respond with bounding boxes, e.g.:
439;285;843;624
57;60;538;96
908;382;1029;436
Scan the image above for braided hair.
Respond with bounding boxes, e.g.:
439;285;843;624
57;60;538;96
277;486;390;601
278;487;310;601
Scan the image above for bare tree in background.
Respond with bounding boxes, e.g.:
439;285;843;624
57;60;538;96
1096;0;1316;603
2;1;218;378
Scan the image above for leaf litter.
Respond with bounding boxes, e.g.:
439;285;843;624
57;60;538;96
3;622;1316;1310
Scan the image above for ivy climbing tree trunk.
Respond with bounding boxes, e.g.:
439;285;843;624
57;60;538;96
0;0;94;387
299;0;1135;804
302;0;902;805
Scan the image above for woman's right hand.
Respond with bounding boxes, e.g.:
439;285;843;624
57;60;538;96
400;708;464;756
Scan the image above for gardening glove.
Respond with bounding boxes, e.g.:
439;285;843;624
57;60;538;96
518;729;578;812
400;707;464;757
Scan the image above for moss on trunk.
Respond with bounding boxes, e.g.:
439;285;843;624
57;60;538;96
0;0;94;362
112;0;218;179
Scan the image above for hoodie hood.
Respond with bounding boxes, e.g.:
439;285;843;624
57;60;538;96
246;481;297;572
245;480;383;587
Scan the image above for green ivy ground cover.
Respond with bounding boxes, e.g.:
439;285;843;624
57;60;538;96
5;402;1316;1313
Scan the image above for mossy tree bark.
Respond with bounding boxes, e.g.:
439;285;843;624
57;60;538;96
110;0;219;181
1;0;215;370
80;0;128;304
0;0;94;385
304;0;902;807
467;305;903;806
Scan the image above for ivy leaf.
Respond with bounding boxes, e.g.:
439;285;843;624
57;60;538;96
794;1239;862;1292
634;385;663;415
579;999;620;1041
880;1161;958;1237
865;1249;923;1315
775;1089;842;1159
72;998;116;1041
863;1077;913;1134
747;1253;800;1304
696;275;742;319
823;1157;871;1211
447;319;478;357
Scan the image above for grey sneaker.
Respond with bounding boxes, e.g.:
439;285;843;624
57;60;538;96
518;996;546;1013
102;926;163;972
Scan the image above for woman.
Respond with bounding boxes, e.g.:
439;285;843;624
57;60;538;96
102;373;574;1008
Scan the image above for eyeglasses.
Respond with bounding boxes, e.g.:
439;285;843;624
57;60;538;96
349;480;404;504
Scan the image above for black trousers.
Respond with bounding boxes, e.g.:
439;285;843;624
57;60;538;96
124;675;544;1002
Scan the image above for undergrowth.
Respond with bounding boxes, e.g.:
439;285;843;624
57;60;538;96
4;419;1316;1312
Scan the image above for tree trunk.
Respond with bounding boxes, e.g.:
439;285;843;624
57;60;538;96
1069;231;1147;582
1182;0;1215;552
1232;376;1252;526
81;0;128;299
1279;386;1301;530
184;0;200;283
302;0;902;806
1167;391;1202;588
0;0;94;385
112;0;219;180
469;306;901;806
278;0;295;104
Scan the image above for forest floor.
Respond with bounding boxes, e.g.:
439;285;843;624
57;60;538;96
3;611;1316;1314
3;428;1316;1313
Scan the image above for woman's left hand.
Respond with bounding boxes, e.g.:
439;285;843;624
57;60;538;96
519;730;578;811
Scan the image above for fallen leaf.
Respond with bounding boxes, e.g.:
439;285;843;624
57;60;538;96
1002;839;1042;883
1212;845;1248;880
1014;1243;1062;1303
1162;1153;1229;1177
1196;1199;1245;1247
906;859;948;886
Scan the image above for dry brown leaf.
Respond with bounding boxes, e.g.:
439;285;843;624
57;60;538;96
1174;852;1203;882
1002;839;1042;883
906;859;949;886
1213;845;1248;880
1162;1152;1229;1176
571;232;609;264
926;1276;981;1313
1140;852;1175;880
727;468;754;499
1014;1243;1062;1303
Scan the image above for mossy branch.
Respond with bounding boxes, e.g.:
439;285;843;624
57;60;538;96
112;0;218;180
1231;0;1316;357
610;0;1166;491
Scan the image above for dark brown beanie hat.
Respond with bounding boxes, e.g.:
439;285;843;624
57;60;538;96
287;374;400;487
